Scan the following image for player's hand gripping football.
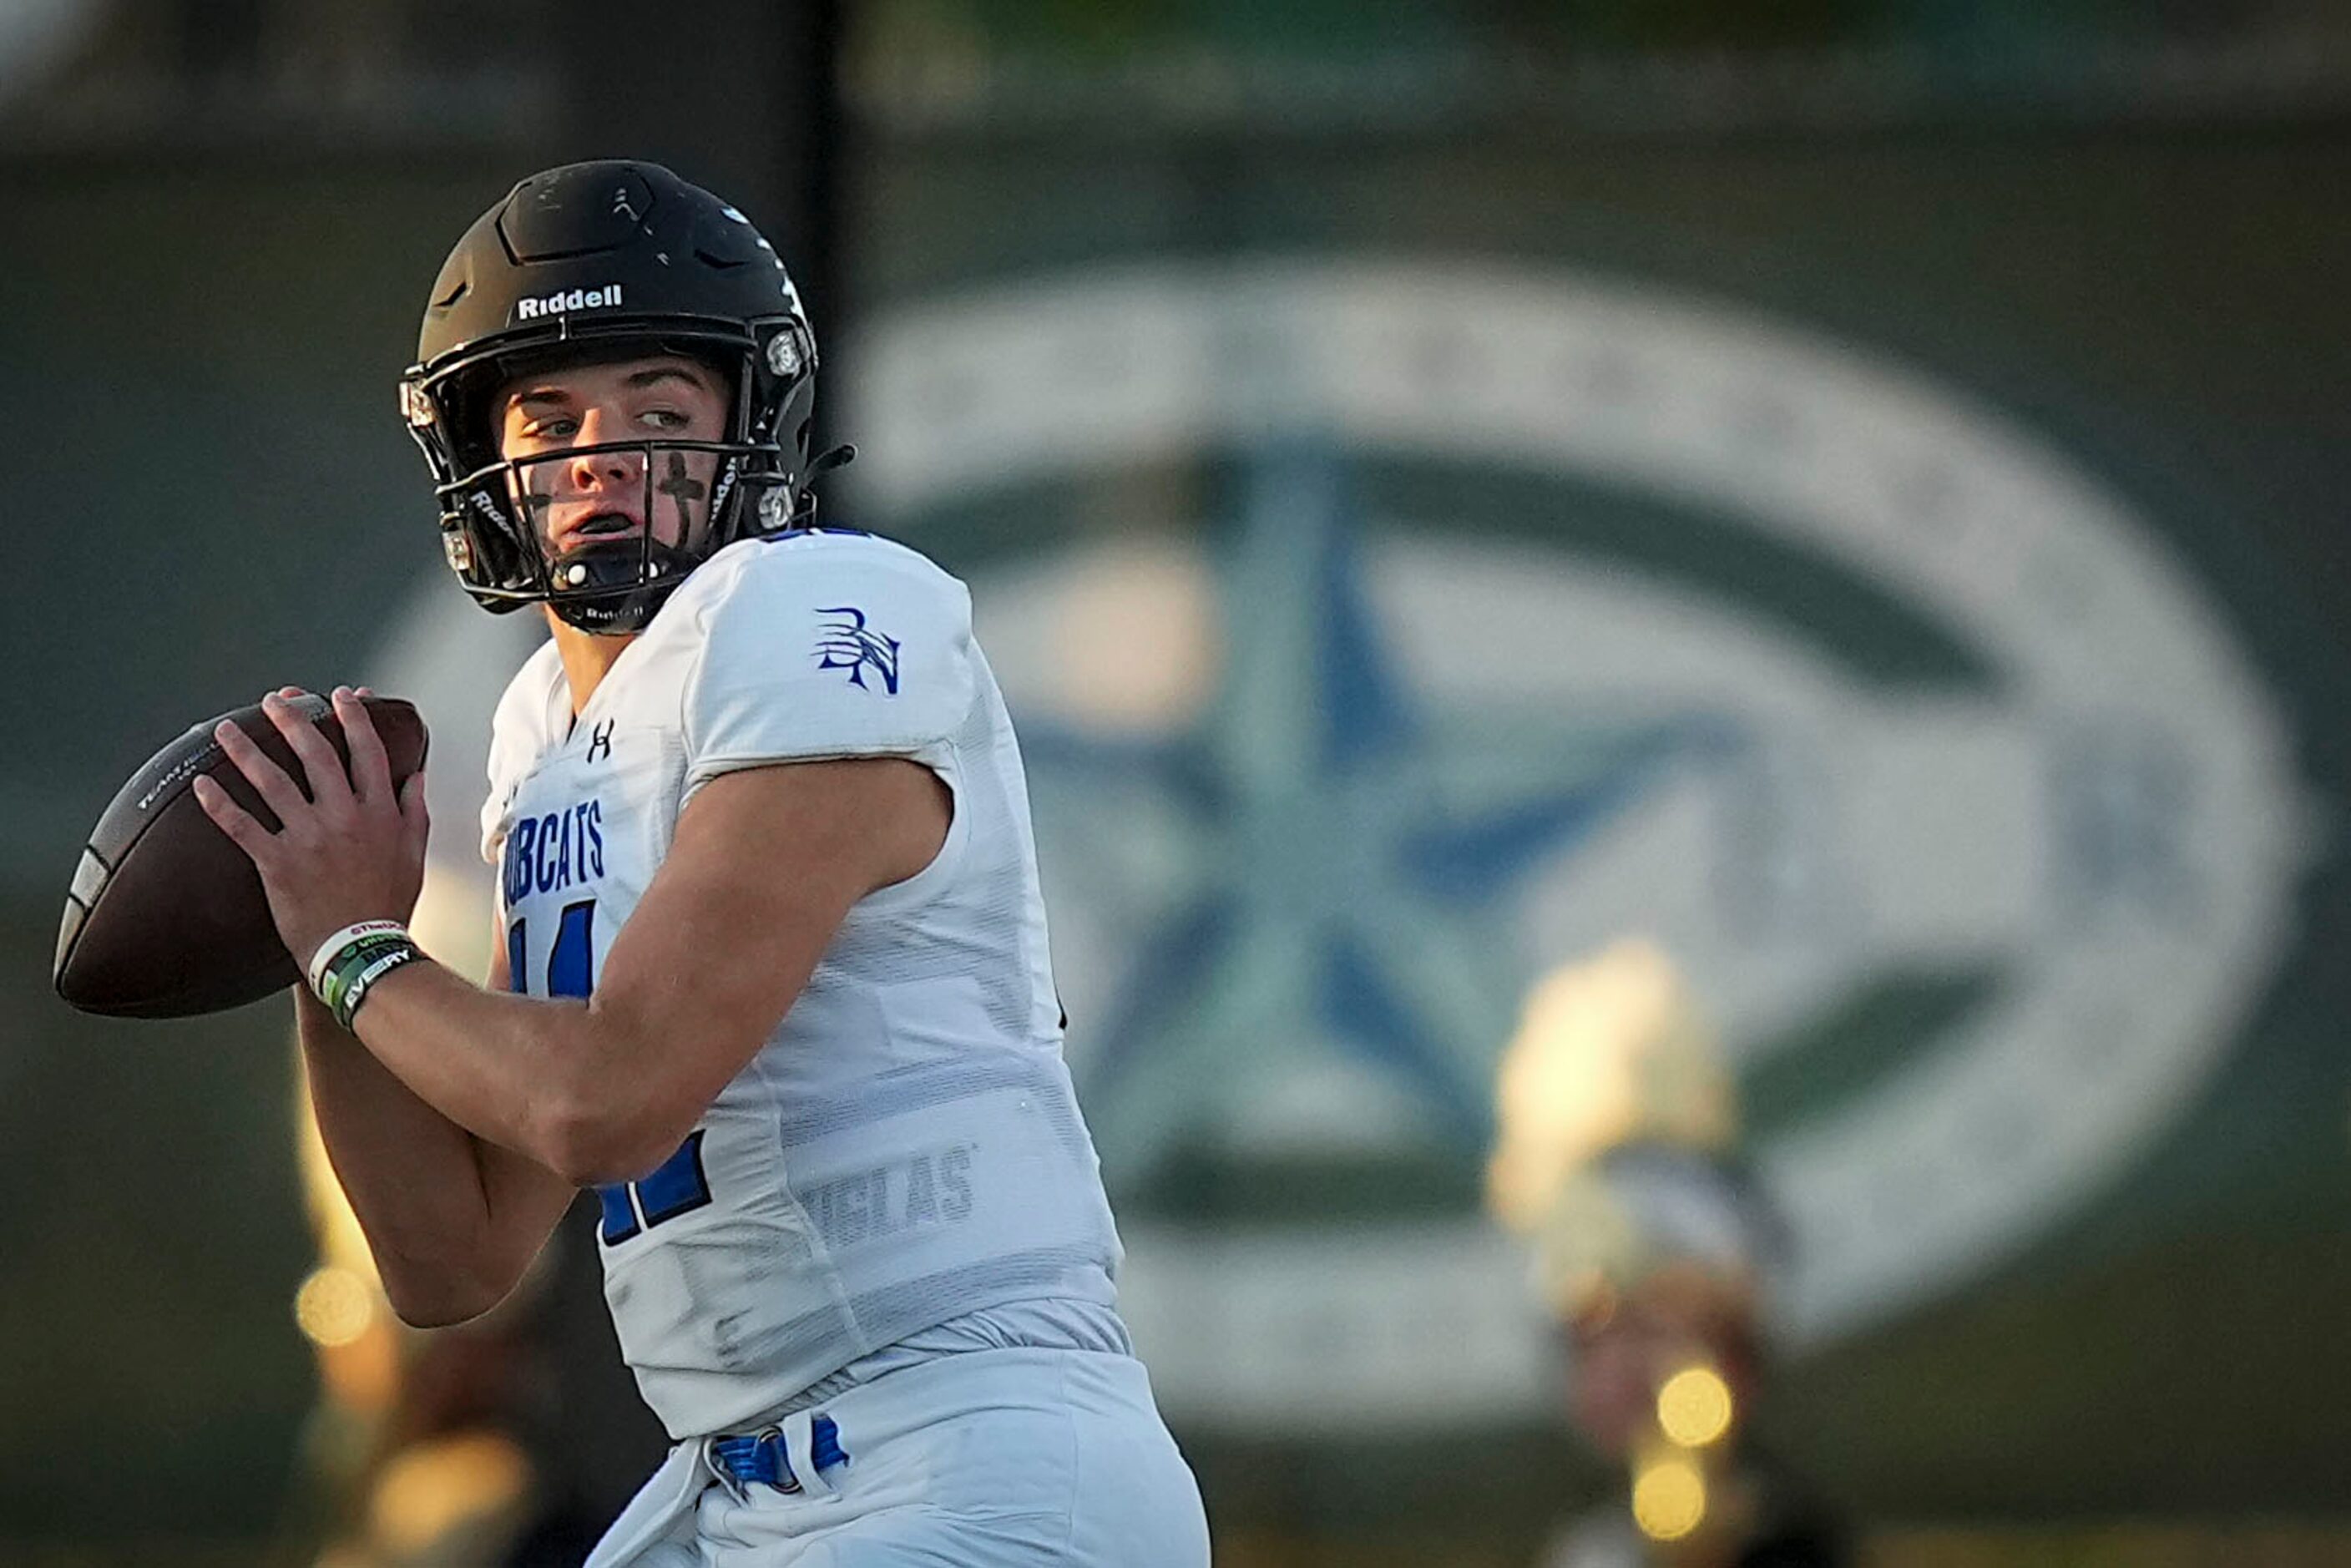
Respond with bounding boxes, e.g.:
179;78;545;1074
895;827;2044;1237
193;685;431;969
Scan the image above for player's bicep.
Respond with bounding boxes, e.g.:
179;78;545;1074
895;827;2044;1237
471;1136;581;1287
590;756;949;1126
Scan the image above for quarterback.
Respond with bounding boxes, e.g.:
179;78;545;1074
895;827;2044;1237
196;160;1210;1565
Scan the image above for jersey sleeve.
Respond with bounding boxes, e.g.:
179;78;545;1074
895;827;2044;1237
680;539;978;797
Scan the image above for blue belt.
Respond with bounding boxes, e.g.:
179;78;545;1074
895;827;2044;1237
707;1413;849;1495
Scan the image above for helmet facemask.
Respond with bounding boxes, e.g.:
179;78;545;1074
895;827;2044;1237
503;436;731;634
406;323;814;634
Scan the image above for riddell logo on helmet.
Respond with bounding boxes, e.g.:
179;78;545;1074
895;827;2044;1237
513;284;624;322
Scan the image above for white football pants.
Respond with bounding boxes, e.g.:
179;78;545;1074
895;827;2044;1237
585;1348;1211;1567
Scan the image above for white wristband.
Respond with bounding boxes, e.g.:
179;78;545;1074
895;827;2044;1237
306;920;411;995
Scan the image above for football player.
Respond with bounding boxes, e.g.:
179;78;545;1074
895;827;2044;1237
197;159;1211;1567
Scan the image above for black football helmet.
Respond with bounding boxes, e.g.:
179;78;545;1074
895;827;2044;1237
401;160;837;633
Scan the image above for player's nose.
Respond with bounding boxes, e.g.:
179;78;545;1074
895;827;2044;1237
568;409;644;488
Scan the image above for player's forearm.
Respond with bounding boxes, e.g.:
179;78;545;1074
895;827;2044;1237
345;958;690;1186
296;989;523;1319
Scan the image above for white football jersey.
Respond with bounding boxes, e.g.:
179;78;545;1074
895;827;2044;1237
481;531;1124;1439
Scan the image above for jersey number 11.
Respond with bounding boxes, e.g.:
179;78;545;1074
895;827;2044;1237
508;899;713;1245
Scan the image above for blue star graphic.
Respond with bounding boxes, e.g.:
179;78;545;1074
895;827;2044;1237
1020;440;1742;1190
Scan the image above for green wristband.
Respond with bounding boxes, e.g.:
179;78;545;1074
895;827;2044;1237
313;931;412;1019
323;938;424;1031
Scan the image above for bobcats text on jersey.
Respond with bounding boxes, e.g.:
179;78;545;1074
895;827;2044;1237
502;799;605;904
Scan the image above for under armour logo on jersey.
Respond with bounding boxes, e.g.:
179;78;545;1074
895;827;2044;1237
814;606;901;695
585;719;614;763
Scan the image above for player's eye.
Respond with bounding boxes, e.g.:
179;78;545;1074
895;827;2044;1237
641;407;689;431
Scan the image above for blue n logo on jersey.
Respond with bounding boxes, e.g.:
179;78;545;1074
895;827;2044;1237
814;605;901;695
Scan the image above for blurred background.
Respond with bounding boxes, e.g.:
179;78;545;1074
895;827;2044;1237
4;1;2349;1565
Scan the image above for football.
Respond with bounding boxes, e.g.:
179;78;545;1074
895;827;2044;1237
54;694;429;1019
